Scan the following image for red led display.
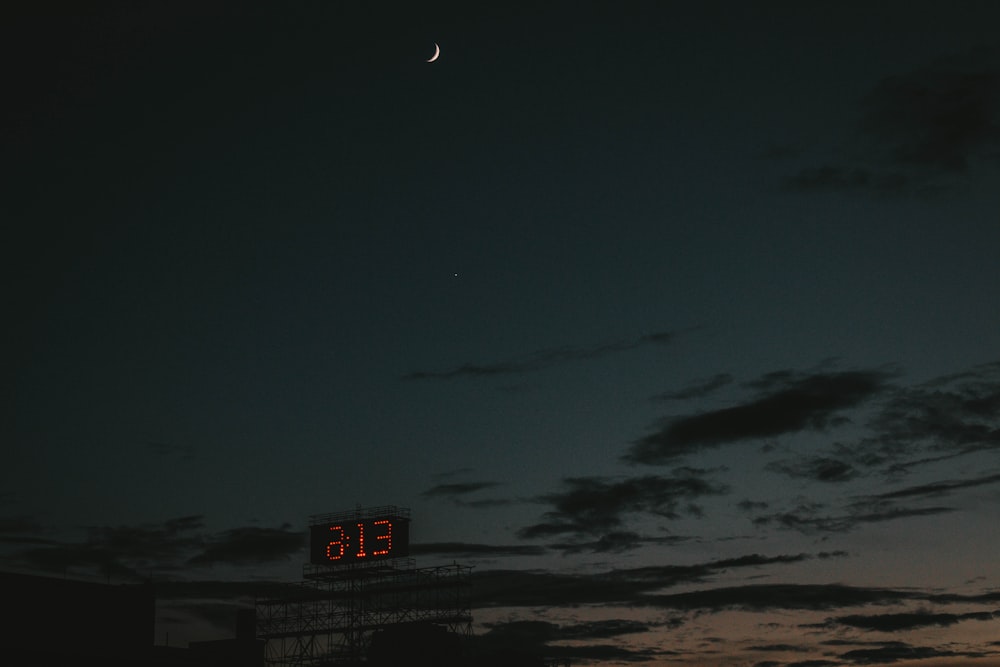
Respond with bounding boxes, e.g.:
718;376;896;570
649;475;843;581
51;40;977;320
309;517;409;565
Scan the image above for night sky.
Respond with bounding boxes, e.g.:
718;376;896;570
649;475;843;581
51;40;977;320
5;2;1000;665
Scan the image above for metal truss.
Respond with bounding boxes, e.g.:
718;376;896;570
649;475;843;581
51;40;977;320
307;505;411;527
256;561;473;666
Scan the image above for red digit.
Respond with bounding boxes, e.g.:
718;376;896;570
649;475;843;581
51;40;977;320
372;520;392;556
356;522;367;558
326;525;345;560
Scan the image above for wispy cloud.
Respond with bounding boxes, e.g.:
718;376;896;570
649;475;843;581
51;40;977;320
766;457;860;483
422;481;501;497
643;583;917;612
784;48;1000;196
870;361;1000;459
409;542;545;558
625;369;894;465
829;609;999;632
873;471;1000;501
653;373;734;402
471;553;849;609
751;394;1000;537
2;516;306;578
548;532;690;555
421;481;511;508
186;525;305;566
861;52;1000;173
829;360;1000;474
518;470;728;543
470;619;662;664
837;641;981;664
3;516;204;579
752;503;956;535
402;330;678;380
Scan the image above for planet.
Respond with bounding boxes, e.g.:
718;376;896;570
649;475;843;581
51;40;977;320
427;43;440;63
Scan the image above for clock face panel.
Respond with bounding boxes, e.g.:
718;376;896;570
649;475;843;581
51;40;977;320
309;518;409;564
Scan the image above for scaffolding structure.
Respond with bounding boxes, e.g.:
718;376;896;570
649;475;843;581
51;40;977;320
256;507;473;666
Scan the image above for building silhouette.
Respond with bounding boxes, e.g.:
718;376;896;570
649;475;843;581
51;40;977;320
0;570;262;667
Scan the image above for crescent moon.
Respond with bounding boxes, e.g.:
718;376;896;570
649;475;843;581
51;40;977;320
427;43;440;63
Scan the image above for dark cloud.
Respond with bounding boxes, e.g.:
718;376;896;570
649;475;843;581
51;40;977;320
838;642;973;664
750;644;806;652
3;516;305;577
518;471;729;541
831;609;999;632
764;651;860;667
931;591;1000;605
471;553;843;608
409;542;546;558
653;374;734;401
643;583;916;612
767;457;860;483
4;515;205;579
478;618;651;644
186;525;305;567
555;619;652;640
870;361;1000;459
738;499;770;512
613;553;820;591
88;515;205;556
471;619;660;663
861;54;1000;172
451;498;513;509
548;530;644;554
612;361;1000;539
548;532;690;555
874;471;1000;501
829;360;1000;475
711;553;813;569
421;481;512;509
422;481;501;498
625;370;893;465
784;49;1000;196
151;561;1000;664
402;330;677;380
756;661;841;667
752;502;955;535
471;569;650;608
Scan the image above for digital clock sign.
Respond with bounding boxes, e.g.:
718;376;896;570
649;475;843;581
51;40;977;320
309;511;410;565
